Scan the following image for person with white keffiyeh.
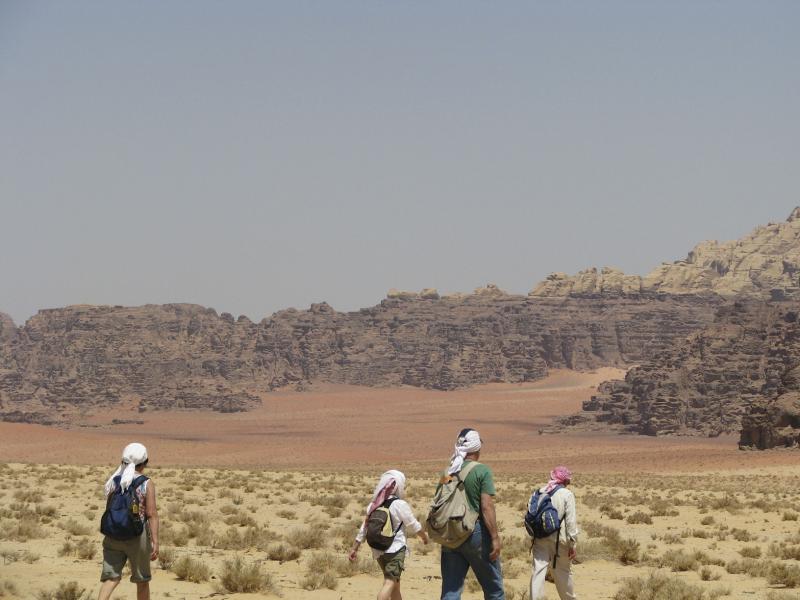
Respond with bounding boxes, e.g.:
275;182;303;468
98;443;160;600
348;470;429;600
439;428;505;600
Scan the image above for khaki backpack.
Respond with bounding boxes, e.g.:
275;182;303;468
425;461;480;548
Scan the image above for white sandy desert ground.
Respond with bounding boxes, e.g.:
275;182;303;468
2;369;799;599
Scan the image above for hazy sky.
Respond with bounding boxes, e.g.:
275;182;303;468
1;2;798;325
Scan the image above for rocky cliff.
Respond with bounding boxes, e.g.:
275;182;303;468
548;301;794;436
0;292;716;423
531;208;800;299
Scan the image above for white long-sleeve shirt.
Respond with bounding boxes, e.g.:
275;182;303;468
536;486;579;548
356;497;423;557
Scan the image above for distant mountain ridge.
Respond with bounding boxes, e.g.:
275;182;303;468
532;207;800;299
3;208;800;449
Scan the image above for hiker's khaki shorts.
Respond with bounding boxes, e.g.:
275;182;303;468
378;547;406;582
101;532;152;583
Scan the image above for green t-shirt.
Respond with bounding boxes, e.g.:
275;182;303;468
458;460;496;515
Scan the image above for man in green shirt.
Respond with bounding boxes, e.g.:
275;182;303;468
439;428;505;600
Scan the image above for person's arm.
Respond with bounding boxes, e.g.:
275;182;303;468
396;500;428;544
145;481;159;561
348;509;369;561
564;490;578;559
480;493;501;561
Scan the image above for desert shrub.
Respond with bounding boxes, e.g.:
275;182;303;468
725;558;773;578
699;566;721;581
286;526;324;549
658;549;699;572
615;537;641;565
218;556;277;593
769;542;800;560
223;510;257;527
0;517;45;541
505;586;531;600
13;489;44;503
266;542;301;562
0;580;18;597
730;528;754;542
648;499;679;517
614;572;705;600
213;525;278;551
784;511;799;521
626;511;653;525
769;562;800;588
172;556;210;583
765;591;800;600
61;519;91;536
58;538;96;560
299;570;337;591
700;516;715;526
709;494;742;512
275;509;297;520
303;551;375;578
158;546;176;570
738;545;762;559
502;536;531;561
35;581;90;600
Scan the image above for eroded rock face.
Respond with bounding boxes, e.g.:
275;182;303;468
0;304;262;421
549;302;800;444
0;293;717;424
532;208;800;299
0;313;16;344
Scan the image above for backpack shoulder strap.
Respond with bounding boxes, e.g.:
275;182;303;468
456;461;480;482
129;475;149;493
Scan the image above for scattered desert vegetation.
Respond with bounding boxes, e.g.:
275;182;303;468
0;462;796;598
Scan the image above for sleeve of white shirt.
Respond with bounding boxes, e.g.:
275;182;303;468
564;490;579;547
355;504;370;543
394;499;423;536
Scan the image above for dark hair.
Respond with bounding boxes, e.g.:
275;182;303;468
136;459;149;468
457;428;474;439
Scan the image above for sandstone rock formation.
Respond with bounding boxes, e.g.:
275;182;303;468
4;207;800;444
549;300;800;447
532;208;800;299
0;312;16;344
0;293;717;424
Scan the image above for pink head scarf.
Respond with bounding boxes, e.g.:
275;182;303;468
545;466;572;493
365;470;406;517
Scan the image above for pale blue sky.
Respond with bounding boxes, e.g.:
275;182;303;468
1;2;798;324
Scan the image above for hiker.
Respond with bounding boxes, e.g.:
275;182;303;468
348;470;429;600
529;466;578;600
98;443;159;600
437;428;505;600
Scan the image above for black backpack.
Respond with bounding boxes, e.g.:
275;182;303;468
100;475;149;540
365;498;401;550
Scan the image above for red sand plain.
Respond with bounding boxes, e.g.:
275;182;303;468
0;368;794;473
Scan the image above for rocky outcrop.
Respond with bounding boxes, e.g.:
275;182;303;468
0;304;262;421
549;301;800;444
0;312;16;344
0;292;718;424
532;208;800;299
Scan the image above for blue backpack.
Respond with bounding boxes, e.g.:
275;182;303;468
100;475;148;540
524;485;563;539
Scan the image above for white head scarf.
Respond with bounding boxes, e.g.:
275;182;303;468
365;470;406;516
447;428;482;475
104;442;148;496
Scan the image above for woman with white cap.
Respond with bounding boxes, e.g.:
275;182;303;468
348;470;429;600
98;442;159;600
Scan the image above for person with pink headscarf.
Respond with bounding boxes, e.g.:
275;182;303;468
348;470;429;600
529;466;578;600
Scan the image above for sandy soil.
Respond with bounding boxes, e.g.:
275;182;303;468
2;370;799;599
0;368;795;475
